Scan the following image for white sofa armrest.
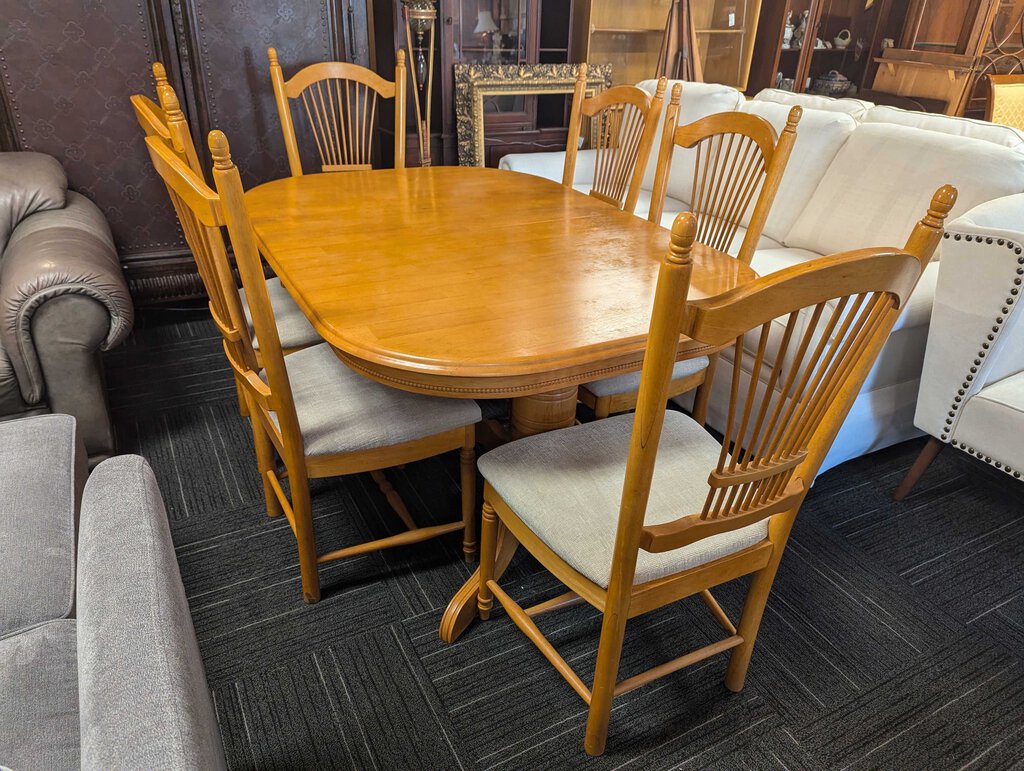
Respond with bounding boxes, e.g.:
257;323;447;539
915;194;1024;441
498;149;596;187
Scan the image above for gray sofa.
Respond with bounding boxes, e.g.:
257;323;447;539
0;153;133;464
0;414;225;769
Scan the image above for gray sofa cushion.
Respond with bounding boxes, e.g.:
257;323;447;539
0;152;67;250
0;619;80;771
477;411;768;587
0;414;84;637
266;343;481;457
77;455;226;770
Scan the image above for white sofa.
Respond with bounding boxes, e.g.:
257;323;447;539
499;83;1024;475
910;194;1024;483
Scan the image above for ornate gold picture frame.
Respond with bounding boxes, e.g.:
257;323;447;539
454;63;613;167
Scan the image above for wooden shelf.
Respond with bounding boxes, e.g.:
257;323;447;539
591;27;663;34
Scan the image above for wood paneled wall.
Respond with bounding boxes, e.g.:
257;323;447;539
0;0;369;303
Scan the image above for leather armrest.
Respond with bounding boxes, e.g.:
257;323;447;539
915;194;1024;441
0;192;133;404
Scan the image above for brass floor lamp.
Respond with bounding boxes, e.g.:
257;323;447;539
402;0;437;166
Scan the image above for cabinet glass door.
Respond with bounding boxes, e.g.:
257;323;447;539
692;0;763;90
587;0;675;86
454;0;532;116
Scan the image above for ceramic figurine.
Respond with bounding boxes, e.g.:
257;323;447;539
783;11;794;48
791;10;809;49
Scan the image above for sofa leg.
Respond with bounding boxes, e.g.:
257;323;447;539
893;436;944;501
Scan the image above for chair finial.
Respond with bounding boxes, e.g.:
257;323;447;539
578;62;588;82
152;62;168;89
156;82;182;117
396;48;406;66
668;213;697;265
924;184;958;229
209;130;233;170
785;105;802;132
670;82;682;105
654;76;667;98
268;47;279;66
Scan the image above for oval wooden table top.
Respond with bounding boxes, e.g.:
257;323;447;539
244;166;757;399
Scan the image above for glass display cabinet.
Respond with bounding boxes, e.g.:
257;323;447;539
692;0;763;90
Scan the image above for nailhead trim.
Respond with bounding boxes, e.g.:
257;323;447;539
939;232;1023;443
954;441;1022;480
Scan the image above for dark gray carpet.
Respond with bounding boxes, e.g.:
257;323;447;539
104;306;1024;770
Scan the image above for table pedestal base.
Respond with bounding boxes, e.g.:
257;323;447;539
438;387;577;643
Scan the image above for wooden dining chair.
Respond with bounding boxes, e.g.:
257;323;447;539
562;65;666;215
269;47;407;175
131;64;322;388
130;62;203;174
473;186;956;756
188;129;479;604
984;73;1024;131
579;89;802;423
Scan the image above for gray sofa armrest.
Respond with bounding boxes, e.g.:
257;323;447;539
77;455;226;770
0;191;133;405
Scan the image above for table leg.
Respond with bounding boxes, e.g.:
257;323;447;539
510;385;579;438
439;521;520;643
438;385;577;643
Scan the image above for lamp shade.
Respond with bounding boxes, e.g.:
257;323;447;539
474;9;499;34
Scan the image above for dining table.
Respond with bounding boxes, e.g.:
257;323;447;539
244;165;757;642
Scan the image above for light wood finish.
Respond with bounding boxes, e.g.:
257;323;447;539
131;62;203;176
650;87;801;265
150;129;477;604
242;165;755;630
893;435;945;501
984;73;1024;128
471;186;956;756
269;47;406;176
580;87;801;422
563;67;666;214
243;168;752;400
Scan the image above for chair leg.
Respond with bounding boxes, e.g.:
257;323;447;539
235;375;250;417
691;352;718;426
290;471;322;604
893;436;944;501
585;609;629;756
251;420;282;519
460;428;478;563
594;396;611;420
724;562;779;693
477;502;498;620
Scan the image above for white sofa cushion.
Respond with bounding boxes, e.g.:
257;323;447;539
785;123;1024;256
954;371;1024;472
863;105;1024;148
635;79;745;203
753;88;874;121
738;101;857;242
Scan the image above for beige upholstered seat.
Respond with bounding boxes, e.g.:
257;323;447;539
582;356;710;400
478;410;767;587
265;344;481;458
241;277;320;351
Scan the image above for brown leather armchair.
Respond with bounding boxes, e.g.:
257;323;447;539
0;152;133;463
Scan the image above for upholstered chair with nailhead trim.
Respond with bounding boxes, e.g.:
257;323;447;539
895;194;1024;498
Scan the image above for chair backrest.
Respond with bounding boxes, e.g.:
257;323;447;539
208;130;308;467
142;135;257;392
609;185;956;591
649;85;801;264
562;66;667;214
985;74;1024;130
269;47;407;176
130;62;204;176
